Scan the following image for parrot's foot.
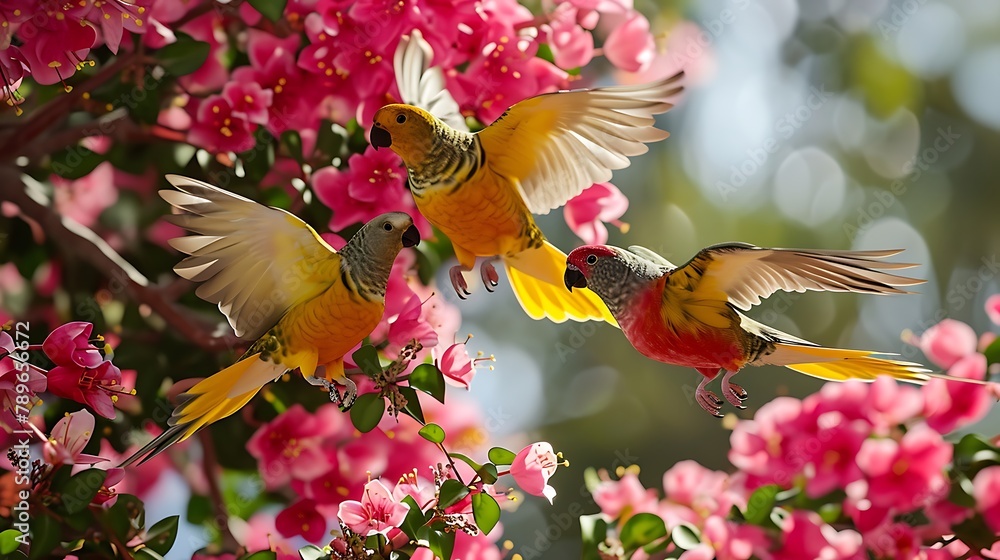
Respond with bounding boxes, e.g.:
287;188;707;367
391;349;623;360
305;370;358;411
695;376;724;417
721;370;748;409
449;265;471;300
480;261;500;293
330;377;358;411
696;389;724;417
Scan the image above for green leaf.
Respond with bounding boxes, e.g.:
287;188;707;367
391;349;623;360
281;130;305;165
240;552;278;560
186;493;213;525
744;484;779;526
418;423;446;444
0;529;24;555
297;544;327;560
315;120;345;159
399;495;428;539
448;452;482;472
352;345;383;377
818;503;842;525
476;463;499;485
438;479;470;509
984;337;1000;366
471;492;500;535
580;513;609;560
488;447;517;466
107;494;144;541
157;36;211;77
398;386;425;424
427;529;455;560
61;468;107;514
28;514;59;560
241;128;275;183
134;548;166;560
51;146;103;180
620;513;667;554
948;472;977;508
409;363;446;403
247;0;287;22
143;516;179;555
953;515;999;552
670;523;701;551
350;393;385;433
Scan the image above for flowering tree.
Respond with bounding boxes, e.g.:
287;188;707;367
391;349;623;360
0;1;997;560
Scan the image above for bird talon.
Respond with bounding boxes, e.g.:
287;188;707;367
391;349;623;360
696;393;724;417
481;261;500;293
449;265;472;300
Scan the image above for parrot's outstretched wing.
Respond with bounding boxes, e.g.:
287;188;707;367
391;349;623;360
161;175;340;340
667;243;924;311
628;245;677;268
394;29;467;132
478;72;683;215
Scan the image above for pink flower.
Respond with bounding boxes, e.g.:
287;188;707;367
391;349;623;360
542;4;595;70
856;424;951;510
662;460;735;519
18;8;97;87
509;442;561;503
188;95;257;154
0;332;47;411
437;342;478;389
312;148;429;236
680;515;770;560
987;295;1000;325
42;322;105;369
52;162;119;228
728;397;805;487
914;319;978;369
246;404;337;488
176;13;229;94
973;466;1000;533
387;294;439;356
222;81;274;126
801;413;868;498
773;511;862;560
276;498;327;542
564;182;630;245
863;377;923;435
84;0;151;54
239;512;299;560
862;522;922;560
337;479;410;536
923;353;992;434
602;11;656;73
46;360;126;419
41;409;105;466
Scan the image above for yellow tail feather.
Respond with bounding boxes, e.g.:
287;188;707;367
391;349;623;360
119;354;285;467
775;344;930;383
504;241;617;326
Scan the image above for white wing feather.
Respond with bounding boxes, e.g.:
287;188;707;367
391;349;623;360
161;175;339;340
394;29;467;132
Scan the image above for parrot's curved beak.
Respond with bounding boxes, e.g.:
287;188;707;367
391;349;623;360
401;224;420;248
370;125;392;151
564;266;587;292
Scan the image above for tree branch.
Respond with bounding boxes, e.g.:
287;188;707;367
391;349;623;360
199;430;240;551
0;169;241;353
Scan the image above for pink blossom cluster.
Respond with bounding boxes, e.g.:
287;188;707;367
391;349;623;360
588;296;1000;559
0;0;152;107
243;397;502;557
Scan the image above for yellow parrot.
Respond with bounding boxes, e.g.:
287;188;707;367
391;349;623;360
371;31;683;325
121;176;419;466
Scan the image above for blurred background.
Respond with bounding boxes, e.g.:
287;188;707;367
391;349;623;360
463;0;1000;555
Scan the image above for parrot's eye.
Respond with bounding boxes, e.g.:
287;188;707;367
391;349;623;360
586;254;598;265
383;223;393;231
396;114;407;124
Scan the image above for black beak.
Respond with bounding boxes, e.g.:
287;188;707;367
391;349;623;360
564;266;587;292
401;224;420;247
370;125;392;151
